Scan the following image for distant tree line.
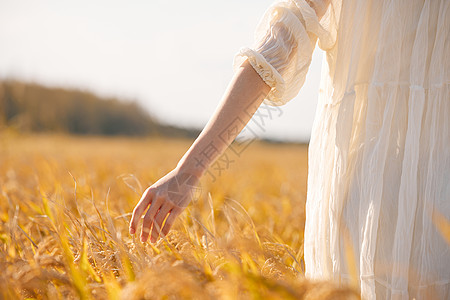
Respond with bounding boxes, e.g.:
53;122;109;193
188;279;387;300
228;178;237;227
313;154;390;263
0;80;200;137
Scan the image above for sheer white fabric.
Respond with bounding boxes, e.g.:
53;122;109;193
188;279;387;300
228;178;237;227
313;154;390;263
234;0;450;299
234;0;336;106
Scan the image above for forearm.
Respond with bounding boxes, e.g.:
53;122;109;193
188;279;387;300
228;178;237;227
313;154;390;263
177;60;271;177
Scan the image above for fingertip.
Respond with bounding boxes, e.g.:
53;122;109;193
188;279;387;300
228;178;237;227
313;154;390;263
141;226;151;242
129;227;135;234
161;225;171;237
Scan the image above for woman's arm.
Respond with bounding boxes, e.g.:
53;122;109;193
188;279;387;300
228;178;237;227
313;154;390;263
129;59;271;243
177;59;271;177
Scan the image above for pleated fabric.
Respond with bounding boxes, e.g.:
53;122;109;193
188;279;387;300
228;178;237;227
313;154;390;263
233;0;450;299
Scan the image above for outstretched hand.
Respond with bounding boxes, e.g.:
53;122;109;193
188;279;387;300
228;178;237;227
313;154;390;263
129;168;200;243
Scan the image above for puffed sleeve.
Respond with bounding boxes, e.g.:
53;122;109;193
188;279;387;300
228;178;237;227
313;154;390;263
233;0;338;106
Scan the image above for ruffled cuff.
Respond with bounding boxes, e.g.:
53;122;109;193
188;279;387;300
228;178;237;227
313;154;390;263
233;47;287;106
233;0;337;107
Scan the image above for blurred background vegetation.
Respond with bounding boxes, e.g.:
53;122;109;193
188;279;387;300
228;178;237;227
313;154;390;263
0;80;201;138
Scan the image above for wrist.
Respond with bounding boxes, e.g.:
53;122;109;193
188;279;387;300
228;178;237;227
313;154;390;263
176;154;207;179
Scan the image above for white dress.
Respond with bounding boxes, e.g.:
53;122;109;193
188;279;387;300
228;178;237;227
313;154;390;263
233;0;450;299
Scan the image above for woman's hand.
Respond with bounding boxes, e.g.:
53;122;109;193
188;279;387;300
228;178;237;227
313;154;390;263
129;167;200;243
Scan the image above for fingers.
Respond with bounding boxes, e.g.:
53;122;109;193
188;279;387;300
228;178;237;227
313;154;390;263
140;196;164;242
129;187;153;234
161;207;183;237
150;204;172;243
129;180;187;243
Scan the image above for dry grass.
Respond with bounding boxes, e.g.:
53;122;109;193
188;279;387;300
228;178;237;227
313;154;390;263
0;132;359;299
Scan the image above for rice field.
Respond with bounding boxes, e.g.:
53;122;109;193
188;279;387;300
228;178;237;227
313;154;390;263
0;133;359;299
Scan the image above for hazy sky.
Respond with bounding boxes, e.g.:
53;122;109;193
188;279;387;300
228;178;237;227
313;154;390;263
0;0;324;142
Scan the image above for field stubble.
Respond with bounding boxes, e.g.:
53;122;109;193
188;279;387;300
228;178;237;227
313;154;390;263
0;133;359;299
